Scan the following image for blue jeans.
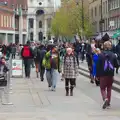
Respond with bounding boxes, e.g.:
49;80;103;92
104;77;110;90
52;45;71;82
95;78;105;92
46;70;52;87
46;69;59;89
51;69;59;89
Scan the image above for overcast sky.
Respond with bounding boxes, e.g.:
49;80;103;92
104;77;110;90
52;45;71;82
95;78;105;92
55;0;61;7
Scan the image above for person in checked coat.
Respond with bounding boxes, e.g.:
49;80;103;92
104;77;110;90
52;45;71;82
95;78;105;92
62;47;77;96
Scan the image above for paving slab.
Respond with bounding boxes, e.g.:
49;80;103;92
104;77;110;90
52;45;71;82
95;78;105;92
0;68;119;119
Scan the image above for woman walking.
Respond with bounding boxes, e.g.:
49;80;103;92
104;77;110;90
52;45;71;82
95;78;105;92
63;47;77;96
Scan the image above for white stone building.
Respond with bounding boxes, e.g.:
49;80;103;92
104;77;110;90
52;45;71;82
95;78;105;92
27;0;61;42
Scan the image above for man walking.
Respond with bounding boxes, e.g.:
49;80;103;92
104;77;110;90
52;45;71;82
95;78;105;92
37;44;46;81
73;39;80;66
21;41;34;78
96;41;118;109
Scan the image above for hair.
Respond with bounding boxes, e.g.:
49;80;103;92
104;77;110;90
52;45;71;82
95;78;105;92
1;57;5;60
104;41;112;50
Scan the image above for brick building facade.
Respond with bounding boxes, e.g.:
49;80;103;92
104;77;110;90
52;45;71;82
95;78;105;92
0;0;27;44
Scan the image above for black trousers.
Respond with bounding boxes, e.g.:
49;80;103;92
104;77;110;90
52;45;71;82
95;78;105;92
24;59;32;78
75;52;79;66
65;78;75;88
12;54;15;59
39;64;45;81
81;52;85;61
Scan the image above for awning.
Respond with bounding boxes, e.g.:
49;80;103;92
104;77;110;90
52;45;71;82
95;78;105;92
112;29;120;39
96;32;115;40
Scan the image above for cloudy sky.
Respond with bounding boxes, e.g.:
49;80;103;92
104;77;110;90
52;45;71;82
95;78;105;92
55;0;61;7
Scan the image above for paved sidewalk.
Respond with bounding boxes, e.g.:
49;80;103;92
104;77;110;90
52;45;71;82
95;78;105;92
0;69;120;120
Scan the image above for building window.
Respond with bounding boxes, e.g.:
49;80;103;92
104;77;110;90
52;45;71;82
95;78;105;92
29;18;34;28
1;15;3;27
9;16;12;28
99;5;101;16
47;18;51;28
30;32;33;41
105;1;108;14
39;32;43;41
110;0;119;10
91;8;93;18
7;16;9;27
4;16;6;27
106;19;108;30
39;21;42;28
103;2;105;14
95;7;97;16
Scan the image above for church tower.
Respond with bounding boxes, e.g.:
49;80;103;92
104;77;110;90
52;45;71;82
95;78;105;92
27;0;56;42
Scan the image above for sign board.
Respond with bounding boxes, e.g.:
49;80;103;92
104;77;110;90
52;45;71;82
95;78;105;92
12;60;23;77
109;21;114;27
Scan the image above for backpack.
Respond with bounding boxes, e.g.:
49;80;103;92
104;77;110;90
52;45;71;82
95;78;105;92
22;46;31;57
42;51;51;69
104;53;114;74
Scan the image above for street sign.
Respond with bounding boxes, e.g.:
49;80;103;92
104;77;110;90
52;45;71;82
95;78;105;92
12;60;23;77
109;21;114;27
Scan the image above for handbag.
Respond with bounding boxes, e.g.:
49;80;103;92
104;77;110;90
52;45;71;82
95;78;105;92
0;74;7;87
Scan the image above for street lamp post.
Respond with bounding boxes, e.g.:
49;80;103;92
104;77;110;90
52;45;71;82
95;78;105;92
100;0;104;39
76;0;84;40
81;0;84;32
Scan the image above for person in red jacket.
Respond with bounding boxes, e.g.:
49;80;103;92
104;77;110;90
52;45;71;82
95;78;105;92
21;41;34;78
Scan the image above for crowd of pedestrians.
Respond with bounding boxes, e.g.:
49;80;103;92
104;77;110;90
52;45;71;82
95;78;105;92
1;38;119;110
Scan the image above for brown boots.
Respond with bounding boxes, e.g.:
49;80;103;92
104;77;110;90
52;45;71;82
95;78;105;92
66;87;69;96
65;87;74;96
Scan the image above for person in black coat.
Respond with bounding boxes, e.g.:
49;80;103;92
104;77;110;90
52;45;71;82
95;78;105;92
73;40;81;66
37;44;46;81
96;41;118;109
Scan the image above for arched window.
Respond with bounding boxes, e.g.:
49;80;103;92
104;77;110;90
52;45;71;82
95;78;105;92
30;32;33;41
38;32;43;41
39;21;42;28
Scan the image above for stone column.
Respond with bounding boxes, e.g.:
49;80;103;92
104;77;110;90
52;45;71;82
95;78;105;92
34;16;37;41
44;18;47;40
13;34;15;43
12;10;15;43
5;33;8;45
19;8;23;44
27;16;29;41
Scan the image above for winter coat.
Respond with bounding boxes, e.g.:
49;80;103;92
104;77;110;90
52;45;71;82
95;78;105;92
11;47;16;54
63;54;77;79
96;50;118;77
92;54;99;77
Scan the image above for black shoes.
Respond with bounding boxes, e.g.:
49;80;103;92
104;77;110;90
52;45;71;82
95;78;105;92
90;80;94;84
65;87;69;96
36;72;39;78
102;99;109;109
